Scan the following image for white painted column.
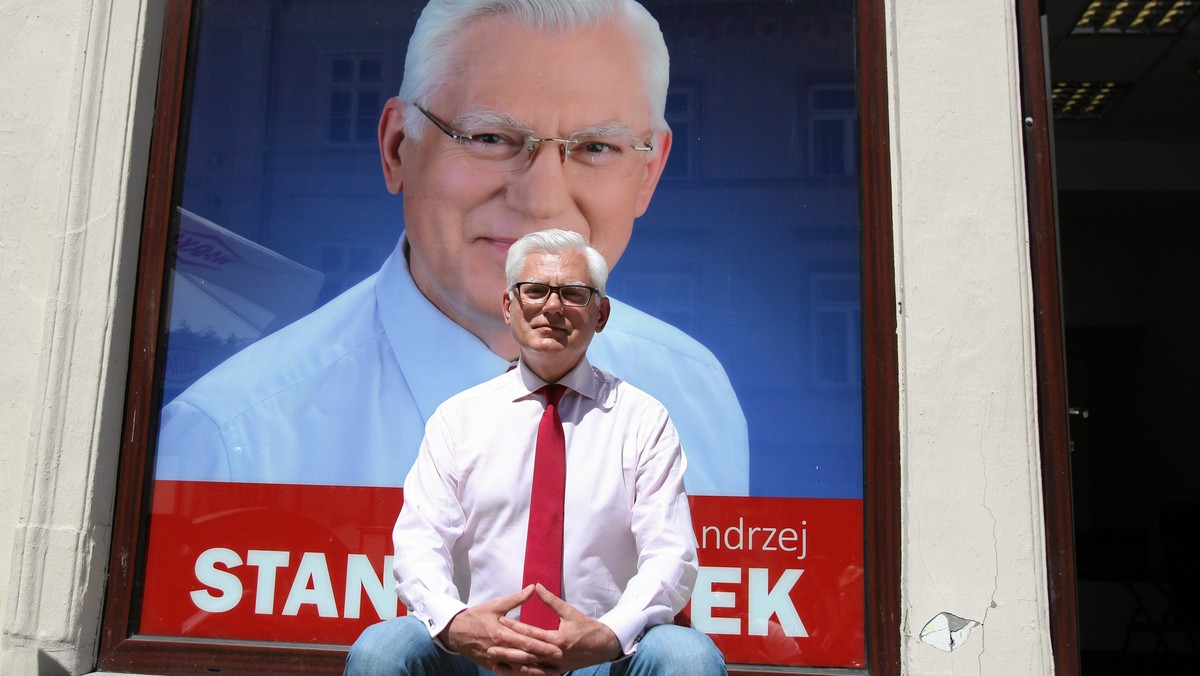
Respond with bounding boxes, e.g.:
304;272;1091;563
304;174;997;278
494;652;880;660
0;2;162;673
884;0;1055;673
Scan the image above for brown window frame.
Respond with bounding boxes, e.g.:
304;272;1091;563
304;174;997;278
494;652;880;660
1014;0;1080;673
98;0;901;673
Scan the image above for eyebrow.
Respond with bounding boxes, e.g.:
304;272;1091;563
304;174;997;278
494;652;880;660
521;279;592;287
456;106;526;130
454;106;640;138
574;121;640;138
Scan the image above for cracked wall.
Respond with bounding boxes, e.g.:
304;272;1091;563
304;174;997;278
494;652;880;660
888;0;1055;673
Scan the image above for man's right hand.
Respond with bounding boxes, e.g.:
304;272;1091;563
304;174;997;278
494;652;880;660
440;585;565;675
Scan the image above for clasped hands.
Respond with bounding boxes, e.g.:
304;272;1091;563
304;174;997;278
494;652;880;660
440;584;622;676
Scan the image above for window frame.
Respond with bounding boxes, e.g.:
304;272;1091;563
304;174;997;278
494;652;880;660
326;53;386;146
807;84;858;177
1014;0;1080;672
97;0;901;673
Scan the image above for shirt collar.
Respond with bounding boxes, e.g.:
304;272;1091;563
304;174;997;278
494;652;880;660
512;355;602;403
376;232;510;421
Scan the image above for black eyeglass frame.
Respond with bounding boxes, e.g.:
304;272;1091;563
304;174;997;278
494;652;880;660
510;282;601;307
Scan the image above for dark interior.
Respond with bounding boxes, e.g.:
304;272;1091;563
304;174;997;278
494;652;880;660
1046;1;1200;671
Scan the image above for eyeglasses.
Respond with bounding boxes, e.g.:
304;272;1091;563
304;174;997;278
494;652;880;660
511;282;599;307
415;104;654;178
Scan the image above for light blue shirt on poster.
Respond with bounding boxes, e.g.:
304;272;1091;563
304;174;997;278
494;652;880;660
155;237;749;495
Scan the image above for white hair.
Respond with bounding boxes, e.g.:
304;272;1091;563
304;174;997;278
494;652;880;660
398;0;669;139
505;229;610;296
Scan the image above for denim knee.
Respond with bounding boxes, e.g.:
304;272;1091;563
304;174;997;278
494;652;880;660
626;624;726;675
345;616;439;675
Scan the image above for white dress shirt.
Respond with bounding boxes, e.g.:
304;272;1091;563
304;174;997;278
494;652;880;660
155;235;748;495
394;358;697;654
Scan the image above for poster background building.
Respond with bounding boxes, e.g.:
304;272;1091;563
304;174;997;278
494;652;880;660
160;0;863;499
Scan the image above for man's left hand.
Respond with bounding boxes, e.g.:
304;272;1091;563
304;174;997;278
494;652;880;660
489;584;623;673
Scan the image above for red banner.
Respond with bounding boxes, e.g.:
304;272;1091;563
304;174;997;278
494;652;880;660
687;496;864;667
141;482;863;667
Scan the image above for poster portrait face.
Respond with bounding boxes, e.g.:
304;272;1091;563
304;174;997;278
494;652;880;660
140;0;868;669
383;14;669;345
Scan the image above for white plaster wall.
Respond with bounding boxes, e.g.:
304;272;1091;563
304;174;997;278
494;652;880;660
886;0;1054;673
0;0;1055;674
0;1;160;673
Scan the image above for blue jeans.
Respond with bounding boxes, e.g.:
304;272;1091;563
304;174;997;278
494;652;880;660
345;616;726;675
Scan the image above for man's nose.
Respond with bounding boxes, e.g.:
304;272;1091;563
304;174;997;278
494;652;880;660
505;142;575;220
540;287;567;313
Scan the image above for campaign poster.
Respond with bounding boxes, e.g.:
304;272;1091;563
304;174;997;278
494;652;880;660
141;0;865;669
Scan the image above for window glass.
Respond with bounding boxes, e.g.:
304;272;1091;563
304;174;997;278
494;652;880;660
140;0;865;669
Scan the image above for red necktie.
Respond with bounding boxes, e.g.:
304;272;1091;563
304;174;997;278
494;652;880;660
521;384;566;629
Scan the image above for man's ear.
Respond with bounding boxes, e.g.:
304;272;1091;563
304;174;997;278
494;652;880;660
502;291;514;327
594;296;611;333
633;128;672;217
379;97;407;195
